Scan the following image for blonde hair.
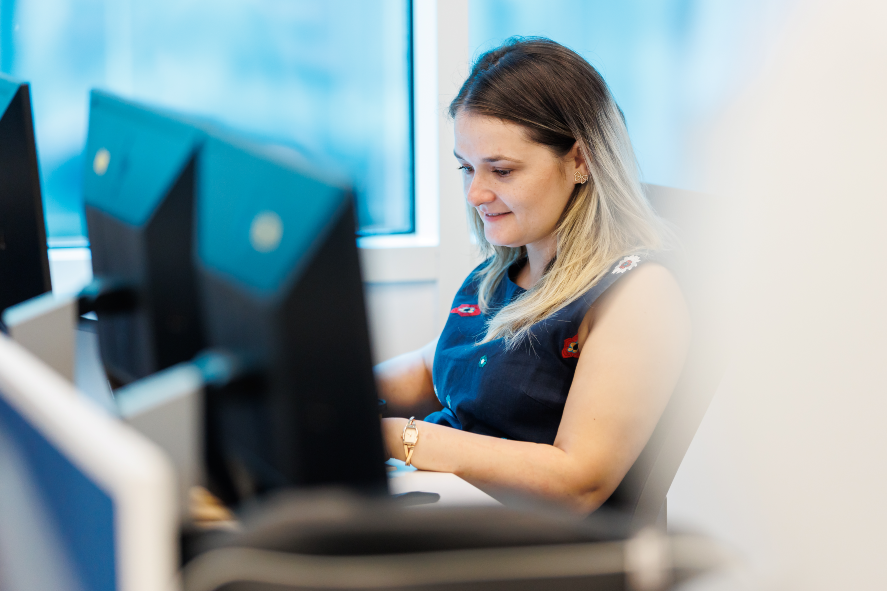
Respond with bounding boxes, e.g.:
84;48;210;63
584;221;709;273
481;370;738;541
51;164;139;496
451;37;667;348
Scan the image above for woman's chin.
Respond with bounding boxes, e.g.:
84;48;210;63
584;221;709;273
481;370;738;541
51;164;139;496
483;230;522;249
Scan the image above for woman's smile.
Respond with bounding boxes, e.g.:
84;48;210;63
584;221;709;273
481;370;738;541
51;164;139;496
481;210;512;221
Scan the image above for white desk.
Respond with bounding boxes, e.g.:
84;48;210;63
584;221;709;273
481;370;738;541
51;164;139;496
386;459;500;507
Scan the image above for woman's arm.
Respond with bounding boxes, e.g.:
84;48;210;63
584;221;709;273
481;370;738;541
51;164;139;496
382;264;691;514
374;337;442;418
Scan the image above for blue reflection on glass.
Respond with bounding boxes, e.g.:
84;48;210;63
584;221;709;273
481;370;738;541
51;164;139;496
2;0;412;239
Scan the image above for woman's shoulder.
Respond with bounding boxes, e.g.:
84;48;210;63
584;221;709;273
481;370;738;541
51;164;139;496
565;255;689;354
606;258;681;299
556;253;677;322
565;254;652;311
584;256;688;331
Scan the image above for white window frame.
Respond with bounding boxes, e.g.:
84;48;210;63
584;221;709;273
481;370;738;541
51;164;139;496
358;0;479;326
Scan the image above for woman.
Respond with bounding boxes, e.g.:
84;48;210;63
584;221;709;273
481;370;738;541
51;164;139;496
376;38;690;514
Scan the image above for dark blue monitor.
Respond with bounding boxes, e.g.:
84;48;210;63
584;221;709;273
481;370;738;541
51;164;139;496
82;91;206;384
0;75;51;316
195;136;388;502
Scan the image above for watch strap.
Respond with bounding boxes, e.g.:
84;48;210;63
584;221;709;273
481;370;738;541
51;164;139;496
402;416;419;467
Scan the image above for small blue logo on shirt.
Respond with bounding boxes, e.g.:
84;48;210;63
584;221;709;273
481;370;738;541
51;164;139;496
479;355;488;368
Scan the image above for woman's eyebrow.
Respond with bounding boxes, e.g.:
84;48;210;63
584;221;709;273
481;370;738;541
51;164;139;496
453;150;523;164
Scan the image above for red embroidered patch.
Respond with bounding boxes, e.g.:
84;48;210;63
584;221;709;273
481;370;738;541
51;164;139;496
562;335;580;358
451;304;481;317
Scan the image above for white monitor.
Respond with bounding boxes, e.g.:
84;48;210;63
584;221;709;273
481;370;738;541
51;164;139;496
0;332;178;591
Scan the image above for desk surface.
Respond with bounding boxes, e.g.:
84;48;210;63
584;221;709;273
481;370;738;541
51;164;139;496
386;459;499;507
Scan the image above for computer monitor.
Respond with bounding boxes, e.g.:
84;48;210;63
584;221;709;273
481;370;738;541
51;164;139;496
194;135;388;503
0;74;51;316
0;332;177;591
82;91;206;385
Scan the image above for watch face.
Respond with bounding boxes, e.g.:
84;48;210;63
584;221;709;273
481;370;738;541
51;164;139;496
403;428;419;445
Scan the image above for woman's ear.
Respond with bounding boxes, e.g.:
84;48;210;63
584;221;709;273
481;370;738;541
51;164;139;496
566;141;588;178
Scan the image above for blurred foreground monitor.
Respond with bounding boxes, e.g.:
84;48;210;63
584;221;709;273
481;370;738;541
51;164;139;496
0;332;177;591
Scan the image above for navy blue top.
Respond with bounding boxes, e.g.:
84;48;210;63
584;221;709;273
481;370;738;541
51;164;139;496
426;254;646;444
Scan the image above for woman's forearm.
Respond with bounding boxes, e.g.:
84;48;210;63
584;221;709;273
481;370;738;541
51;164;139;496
374;349;440;417
382;418;608;513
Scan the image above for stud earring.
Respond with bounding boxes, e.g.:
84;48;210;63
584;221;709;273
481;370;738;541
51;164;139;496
574;170;589;185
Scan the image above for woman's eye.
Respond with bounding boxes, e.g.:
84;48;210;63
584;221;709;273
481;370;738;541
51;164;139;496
493;169;511;177
458;165;473;173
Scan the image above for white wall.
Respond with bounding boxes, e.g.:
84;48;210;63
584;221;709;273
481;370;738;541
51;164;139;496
666;1;887;589
364;281;438;364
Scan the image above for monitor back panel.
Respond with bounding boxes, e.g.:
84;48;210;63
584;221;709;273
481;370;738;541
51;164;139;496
0;79;51;313
83;92;205;383
195;137;387;501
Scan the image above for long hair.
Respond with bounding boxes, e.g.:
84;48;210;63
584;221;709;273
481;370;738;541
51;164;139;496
450;37;667;348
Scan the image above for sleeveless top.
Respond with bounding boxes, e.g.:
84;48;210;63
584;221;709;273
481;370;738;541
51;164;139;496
425;254;646;444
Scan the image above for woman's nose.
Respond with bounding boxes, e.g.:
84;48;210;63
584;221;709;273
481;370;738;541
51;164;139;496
465;175;495;208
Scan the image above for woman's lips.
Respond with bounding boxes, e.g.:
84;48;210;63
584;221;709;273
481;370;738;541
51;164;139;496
482;211;511;221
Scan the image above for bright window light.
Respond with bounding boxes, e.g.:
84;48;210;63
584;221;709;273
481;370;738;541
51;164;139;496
2;0;414;239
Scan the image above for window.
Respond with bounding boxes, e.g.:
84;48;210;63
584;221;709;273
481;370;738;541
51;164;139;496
2;0;413;240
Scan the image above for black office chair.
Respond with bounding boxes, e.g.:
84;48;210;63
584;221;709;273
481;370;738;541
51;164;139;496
181;489;727;591
600;183;730;530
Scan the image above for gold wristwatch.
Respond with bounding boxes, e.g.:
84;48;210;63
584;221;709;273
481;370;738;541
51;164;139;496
402;416;419;466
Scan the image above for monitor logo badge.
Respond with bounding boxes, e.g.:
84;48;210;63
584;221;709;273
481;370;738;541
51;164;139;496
93;148;111;176
250;211;283;253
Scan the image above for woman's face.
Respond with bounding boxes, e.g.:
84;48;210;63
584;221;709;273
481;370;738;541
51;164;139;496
454;111;584;251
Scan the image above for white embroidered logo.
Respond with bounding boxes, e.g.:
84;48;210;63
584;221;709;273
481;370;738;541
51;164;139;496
612;255;641;274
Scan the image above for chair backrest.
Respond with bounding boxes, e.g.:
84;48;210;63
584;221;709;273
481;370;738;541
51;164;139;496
600;183;730;529
181;491;725;591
